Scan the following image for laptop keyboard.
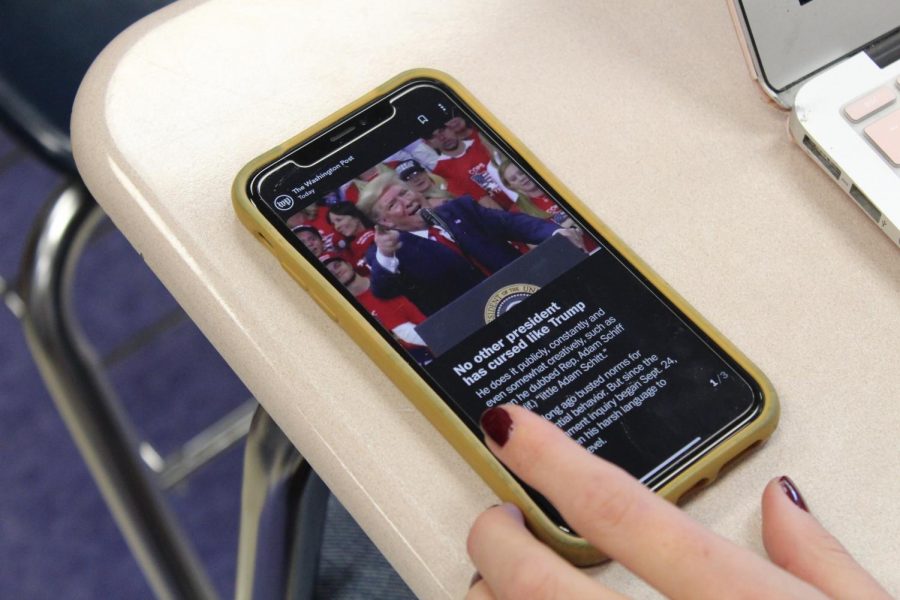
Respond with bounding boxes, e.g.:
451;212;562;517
844;82;900;166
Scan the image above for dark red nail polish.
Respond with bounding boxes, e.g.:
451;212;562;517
469;572;482;589
480;406;513;447
779;476;809;512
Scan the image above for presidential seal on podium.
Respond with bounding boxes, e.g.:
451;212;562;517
484;284;541;323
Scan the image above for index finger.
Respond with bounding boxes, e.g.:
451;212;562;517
479;405;823;600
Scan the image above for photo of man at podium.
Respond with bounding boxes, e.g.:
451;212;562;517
355;173;589;357
356;174;585;315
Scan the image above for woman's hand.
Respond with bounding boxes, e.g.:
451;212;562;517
467;405;890;599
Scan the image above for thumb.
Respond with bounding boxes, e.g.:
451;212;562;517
761;476;890;599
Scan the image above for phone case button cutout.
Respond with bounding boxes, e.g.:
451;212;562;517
279;261;338;322
279;261;308;290
310;293;339;323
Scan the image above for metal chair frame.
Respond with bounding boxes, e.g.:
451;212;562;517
3;6;328;589
11;173;324;599
16;179;217;598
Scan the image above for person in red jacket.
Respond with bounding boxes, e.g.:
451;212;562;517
426;124;512;211
326;202;376;274
320;253;430;356
444;114;475;141
291;225;326;257
497;160;599;253
286;204;343;252
498;160;562;217
395;159;452;208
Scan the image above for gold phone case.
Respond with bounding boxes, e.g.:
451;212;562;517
232;69;779;566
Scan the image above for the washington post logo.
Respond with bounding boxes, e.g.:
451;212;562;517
274;194;295;211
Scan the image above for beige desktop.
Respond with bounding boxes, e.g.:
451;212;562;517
72;1;900;597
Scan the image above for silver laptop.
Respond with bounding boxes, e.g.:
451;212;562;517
729;0;900;249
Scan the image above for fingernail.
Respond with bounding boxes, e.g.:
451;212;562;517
480;406;513;447
469;572;482;589
779;476;809;512
498;502;525;524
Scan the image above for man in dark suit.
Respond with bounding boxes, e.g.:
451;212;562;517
356;173;584;315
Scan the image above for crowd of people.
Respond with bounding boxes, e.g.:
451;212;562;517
283;115;593;363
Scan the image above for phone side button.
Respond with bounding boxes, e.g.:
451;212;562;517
308;291;339;323
278;262;338;322
279;261;309;290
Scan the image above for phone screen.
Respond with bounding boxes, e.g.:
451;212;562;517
247;79;763;530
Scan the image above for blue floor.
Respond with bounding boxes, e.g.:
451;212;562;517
0;129;414;598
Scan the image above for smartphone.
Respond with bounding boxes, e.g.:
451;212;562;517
233;69;778;565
